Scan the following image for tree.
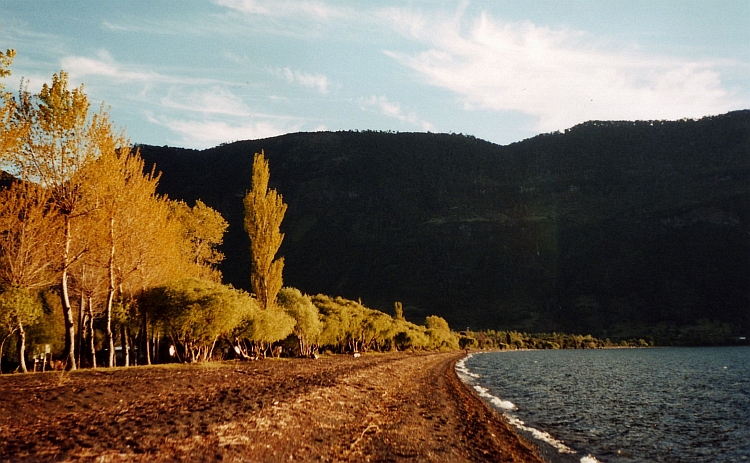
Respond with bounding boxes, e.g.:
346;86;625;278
394;301;404;320
244;151;287;311
0;287;42;373
425;315;458;350
124;194;202;365
277;287;321;357
69;262;106;368
0;182;62;372
231;301;295;359
81;145;164;367
0;182;62;292
312;294;357;353
145;278;252;363
1;48;25;159
170;199;228;282
8;71;121;369
361;310;396;352
0;49;13;83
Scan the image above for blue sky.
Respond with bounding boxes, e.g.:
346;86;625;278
1;0;748;149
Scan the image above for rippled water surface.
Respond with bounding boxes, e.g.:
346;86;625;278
463;347;750;462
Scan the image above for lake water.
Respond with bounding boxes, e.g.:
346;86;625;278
457;347;750;462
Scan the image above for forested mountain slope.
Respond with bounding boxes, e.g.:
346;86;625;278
138;110;750;340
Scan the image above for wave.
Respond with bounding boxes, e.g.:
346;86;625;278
472;385;518;411
456;352;601;463
455;355;480;379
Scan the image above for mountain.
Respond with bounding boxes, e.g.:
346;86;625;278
137;110;750;341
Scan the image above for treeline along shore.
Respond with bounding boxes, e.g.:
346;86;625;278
0;50;465;375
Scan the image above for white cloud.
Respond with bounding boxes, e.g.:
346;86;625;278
214;0;344;21
61;51;160;83
359;95;434;131
160;87;251;116
383;9;744;132
147;113;302;149
60;51;222;86
272;67;329;94
54;51;309;148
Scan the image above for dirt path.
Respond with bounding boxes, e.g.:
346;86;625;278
0;351;543;462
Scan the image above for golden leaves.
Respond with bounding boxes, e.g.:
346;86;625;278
244;150;287;311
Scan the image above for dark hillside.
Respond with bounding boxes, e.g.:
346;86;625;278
138;111;750;341
0;170;16;189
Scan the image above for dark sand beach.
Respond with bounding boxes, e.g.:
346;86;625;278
0;351;543;462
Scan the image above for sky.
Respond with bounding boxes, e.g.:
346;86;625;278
1;0;749;149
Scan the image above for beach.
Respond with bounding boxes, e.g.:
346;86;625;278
0;351;543;462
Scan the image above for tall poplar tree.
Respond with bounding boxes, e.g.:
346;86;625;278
243;151;287;311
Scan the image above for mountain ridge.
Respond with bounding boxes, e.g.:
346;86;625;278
138;110;750;340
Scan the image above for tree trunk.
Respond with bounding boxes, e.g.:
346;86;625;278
77;285;84;367
142;304;151;365
129;330;137;366
106;218;116;368
18;321;27;373
153;333;159;364
87;297;97;368
81;311;89;368
60;217;77;370
121;323;129;367
80;299;89;368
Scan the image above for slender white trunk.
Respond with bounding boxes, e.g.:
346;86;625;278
121;324;130;367
142;307;151;365
61;216;77;370
86;297;97;368
76;275;85;367
106;217;116;368
18;322;27;373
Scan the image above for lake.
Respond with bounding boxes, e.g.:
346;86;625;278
458;347;750;462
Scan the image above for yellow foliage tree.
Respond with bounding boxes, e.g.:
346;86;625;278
0;182;63;372
169;199;228;282
243;151;287;311
82;145;162;367
0;48;25;162
7;71;122;369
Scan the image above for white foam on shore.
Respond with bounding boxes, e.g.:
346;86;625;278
580;455;601;463
456;352;599;460
473;385;518;410
505;415;577;454
455;355;481;379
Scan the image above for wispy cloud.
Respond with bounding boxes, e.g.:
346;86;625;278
56;51;301;147
101;21;142;33
160;87;252;116
60;51;221;86
147;113;303;149
214;0;345;21
382;9;744;131
272;67;329;94
359;95;434;131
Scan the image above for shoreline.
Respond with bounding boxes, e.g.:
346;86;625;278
1;351;544;461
